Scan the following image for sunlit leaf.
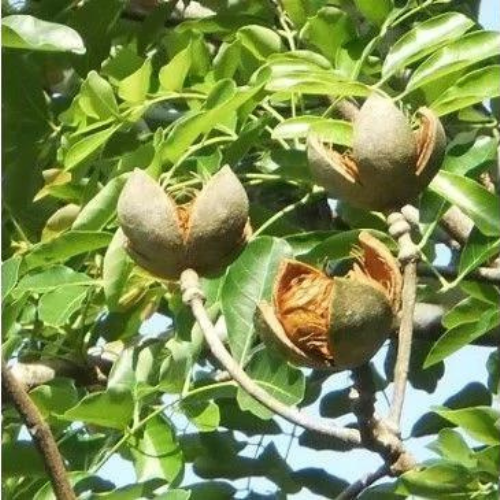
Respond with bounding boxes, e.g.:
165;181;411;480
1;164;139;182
2;15;85;54
118;58;152;103
436;406;500;445
2;256;22;300
131;416;184;483
406;31;500;92
430;171;500;236
24;231;112;270
221;237;292;363
431;65;500;116
382;13;474;78
237;349;305;419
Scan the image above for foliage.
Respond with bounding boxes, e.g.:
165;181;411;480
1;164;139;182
2;0;499;499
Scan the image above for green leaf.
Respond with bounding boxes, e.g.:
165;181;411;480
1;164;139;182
303;229;394;265
159;43;192;92
457;229;500;284
382;13;474;78
94;482;172;499
266;72;370;98
399;463;474;496
353;0;393;26
80;71;119;120
428;428;475;467
406;31;500;92
281;0;310;28
221;236;293;363
132;416;184;483
309;120;353;146
443;297;492;329
431;65;500;116
442;135;498;176
15;265;92;293
30;379;79;418
118;59;152;103
182;401;220;432
38;285;88;326
214;39;242;80
424;307;499;367
436;406;500;445
301;7;355;63
2;15;85;54
2;441;45;477
430;171;500;236
474;444;500;479
64;125;120;171
103;229;133;311
62;388;134;430
237;349;305;419
237;25;284;61
72;175;126;230
24;231;112;270
154;490;191;500
272;117;352;145
34;472;112;500
2;256;22;300
411;383;492;438
161;81;266;164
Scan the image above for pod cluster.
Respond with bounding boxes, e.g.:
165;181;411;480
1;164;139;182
117;166;250;279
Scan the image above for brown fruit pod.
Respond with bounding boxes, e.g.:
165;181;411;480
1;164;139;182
256;231;402;371
307;94;446;211
117;166;249;279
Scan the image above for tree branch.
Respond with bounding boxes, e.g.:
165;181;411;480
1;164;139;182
417;263;500;285
179;268;362;446
2;360;76;500
334;463;390;500
350;365;415;475
387;209;420;432
440;206;474;246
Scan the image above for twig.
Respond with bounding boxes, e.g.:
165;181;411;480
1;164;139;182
179;269;362;445
440;206;474;246
417;263;500;285
390;260;417;430
387;208;420;432
334;463;390;500
2;360;76;500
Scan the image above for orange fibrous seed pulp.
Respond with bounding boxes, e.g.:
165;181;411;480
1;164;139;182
274;261;335;362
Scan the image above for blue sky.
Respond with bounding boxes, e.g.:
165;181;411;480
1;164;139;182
98;1;500;497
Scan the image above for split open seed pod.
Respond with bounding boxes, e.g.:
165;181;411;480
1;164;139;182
307;94;446;210
256;232;402;370
117;166;250;279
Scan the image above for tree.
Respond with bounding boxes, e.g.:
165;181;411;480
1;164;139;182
2;0;499;499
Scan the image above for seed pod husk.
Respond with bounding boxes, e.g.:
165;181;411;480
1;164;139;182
42;204;81;240
117;166;249;279
256;231;401;370
307;94;446;211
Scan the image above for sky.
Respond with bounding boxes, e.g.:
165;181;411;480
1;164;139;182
98;1;500;497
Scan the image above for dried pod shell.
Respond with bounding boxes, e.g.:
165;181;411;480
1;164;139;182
256;232;401;371
414;107;447;192
117;166;249;279
307;94;446;210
